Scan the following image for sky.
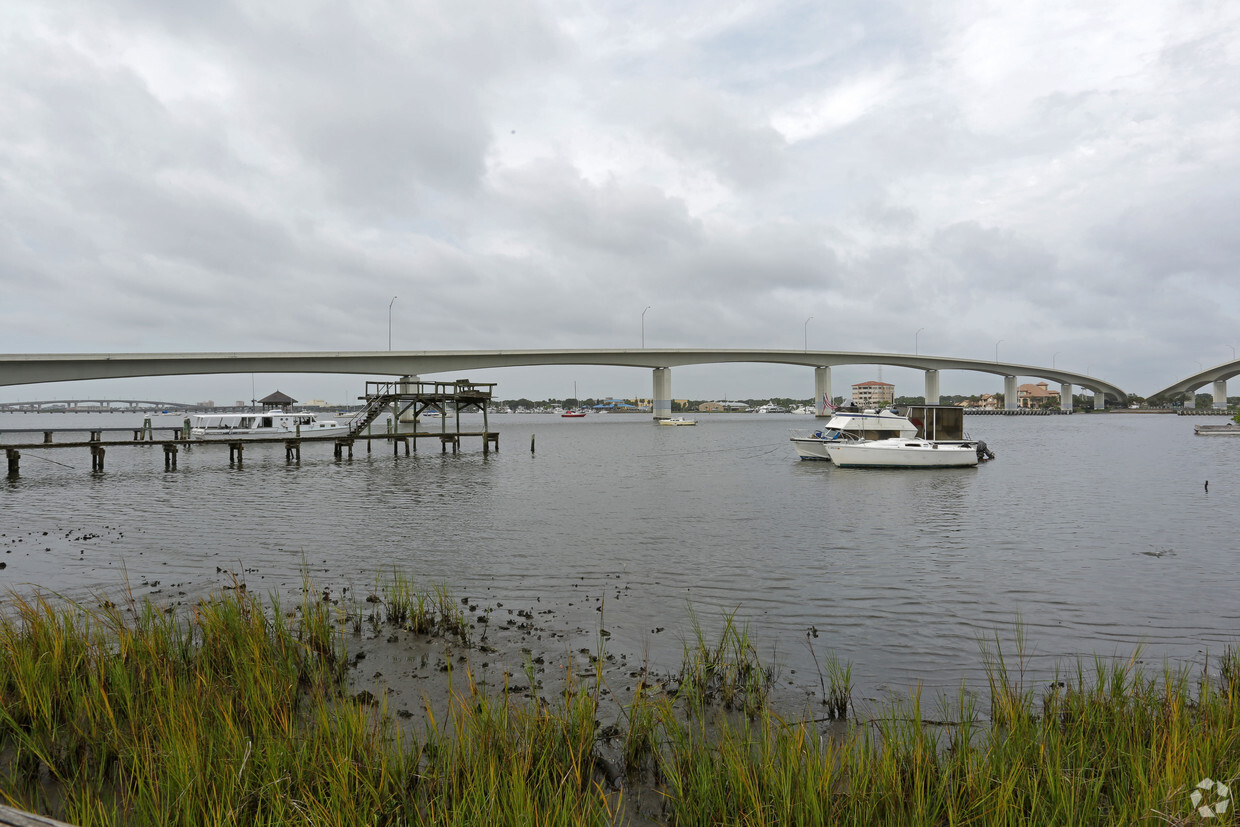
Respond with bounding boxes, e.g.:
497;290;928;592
2;0;1238;404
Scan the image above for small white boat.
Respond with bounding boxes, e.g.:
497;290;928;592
756;402;788;414
189;410;350;440
825;437;980;468
657;417;697;426
1194;422;1240;435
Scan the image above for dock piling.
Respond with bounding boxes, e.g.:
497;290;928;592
229;442;243;464
6;448;18;476
163;443;178;470
90;445;105;471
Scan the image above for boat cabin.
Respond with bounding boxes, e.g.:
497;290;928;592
903;405;966;441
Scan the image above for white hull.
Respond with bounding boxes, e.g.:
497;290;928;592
825;439;978;468
1194;423;1240;436
657;417;696;426
789;436;835;460
190;410;352;440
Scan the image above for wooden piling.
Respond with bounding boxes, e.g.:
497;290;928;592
163;443;178;470
285;440;300;462
90;445;105;471
229;441;243;464
5;448;18;476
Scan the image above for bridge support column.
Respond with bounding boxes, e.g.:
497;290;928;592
652;368;672;420
814;367;832;416
1004;376;1018;410
1093;389;1105;410
1061;384;1073;412
924;369;940;405
1214;379;1228;409
399;375;419;423
1183;388;1196;409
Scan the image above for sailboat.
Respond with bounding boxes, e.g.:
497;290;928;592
562;381;587;417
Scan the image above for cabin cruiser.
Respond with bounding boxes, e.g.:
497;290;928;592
789;405;994;467
755;402;788;414
189;410;351;440
657;417;696;426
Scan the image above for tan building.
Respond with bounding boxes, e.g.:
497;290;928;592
1018;382;1060;409
698;401;749;412
851;380;894;408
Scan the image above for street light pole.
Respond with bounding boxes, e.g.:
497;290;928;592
388;296;398;351
804;317;813;352
915;328;924;355
995;340;1003;362
642;306;651;348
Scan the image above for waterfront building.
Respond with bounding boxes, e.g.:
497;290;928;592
851;380;895;408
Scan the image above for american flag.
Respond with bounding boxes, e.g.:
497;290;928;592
821;394;838;413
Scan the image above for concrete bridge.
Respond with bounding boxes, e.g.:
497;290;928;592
1148;361;1240;409
0;350;1127;418
0;399;193;412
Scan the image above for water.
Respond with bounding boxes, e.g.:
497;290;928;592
3;411;1237;701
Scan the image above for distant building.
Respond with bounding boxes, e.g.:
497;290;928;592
698;401;749;412
1018;382;1060;409
851;380;894;408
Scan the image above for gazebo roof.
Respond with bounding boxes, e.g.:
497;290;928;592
259;390;297;406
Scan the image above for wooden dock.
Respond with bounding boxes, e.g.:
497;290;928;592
2;379;500;476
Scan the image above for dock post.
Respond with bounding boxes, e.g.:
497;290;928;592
163;443;178;470
43;431;53;444
90;445;105;471
142;416;153;441
286;440;300;462
229;442;243;464
5;448;18;476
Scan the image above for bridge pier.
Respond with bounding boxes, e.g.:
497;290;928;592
1214;378;1228;409
652;367;672;420
1094;389;1105;410
814;367;832;415
924;369;940;405
1004;375;1018;410
1061;383;1073;412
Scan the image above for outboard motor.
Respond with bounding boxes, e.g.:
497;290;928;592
975;440;995;461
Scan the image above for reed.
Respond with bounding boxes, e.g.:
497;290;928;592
2;585;1239;826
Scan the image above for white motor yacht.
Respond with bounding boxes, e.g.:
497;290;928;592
189;410;351;440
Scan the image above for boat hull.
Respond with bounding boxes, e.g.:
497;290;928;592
1194;423;1240;436
825;440;979;468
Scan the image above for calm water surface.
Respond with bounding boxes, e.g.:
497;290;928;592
3;411;1238;700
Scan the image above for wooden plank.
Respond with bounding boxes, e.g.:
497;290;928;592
0;803;77;827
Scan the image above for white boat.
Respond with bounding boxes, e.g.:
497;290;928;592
657;417;697;426
756;402;788;414
189;410;351;440
790;405;817;415
790;405;993;468
789;407;916;461
1194;422;1240;436
825;436;981;468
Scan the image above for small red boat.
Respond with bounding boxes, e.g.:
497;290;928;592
561;409;586;417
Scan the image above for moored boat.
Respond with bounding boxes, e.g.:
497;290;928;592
657;417;696;426
790;405;994;467
189;410;350;440
1194;422;1240;435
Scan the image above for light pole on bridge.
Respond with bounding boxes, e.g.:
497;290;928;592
804;317;813;352
915;328;924;355
994;340;1003;363
388;296;398;351
641;306;651;348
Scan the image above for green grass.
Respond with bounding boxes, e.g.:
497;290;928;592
2;582;1238;825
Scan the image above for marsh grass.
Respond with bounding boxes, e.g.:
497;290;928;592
2;584;1239;826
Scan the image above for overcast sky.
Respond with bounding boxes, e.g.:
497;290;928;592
2;1;1238;404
